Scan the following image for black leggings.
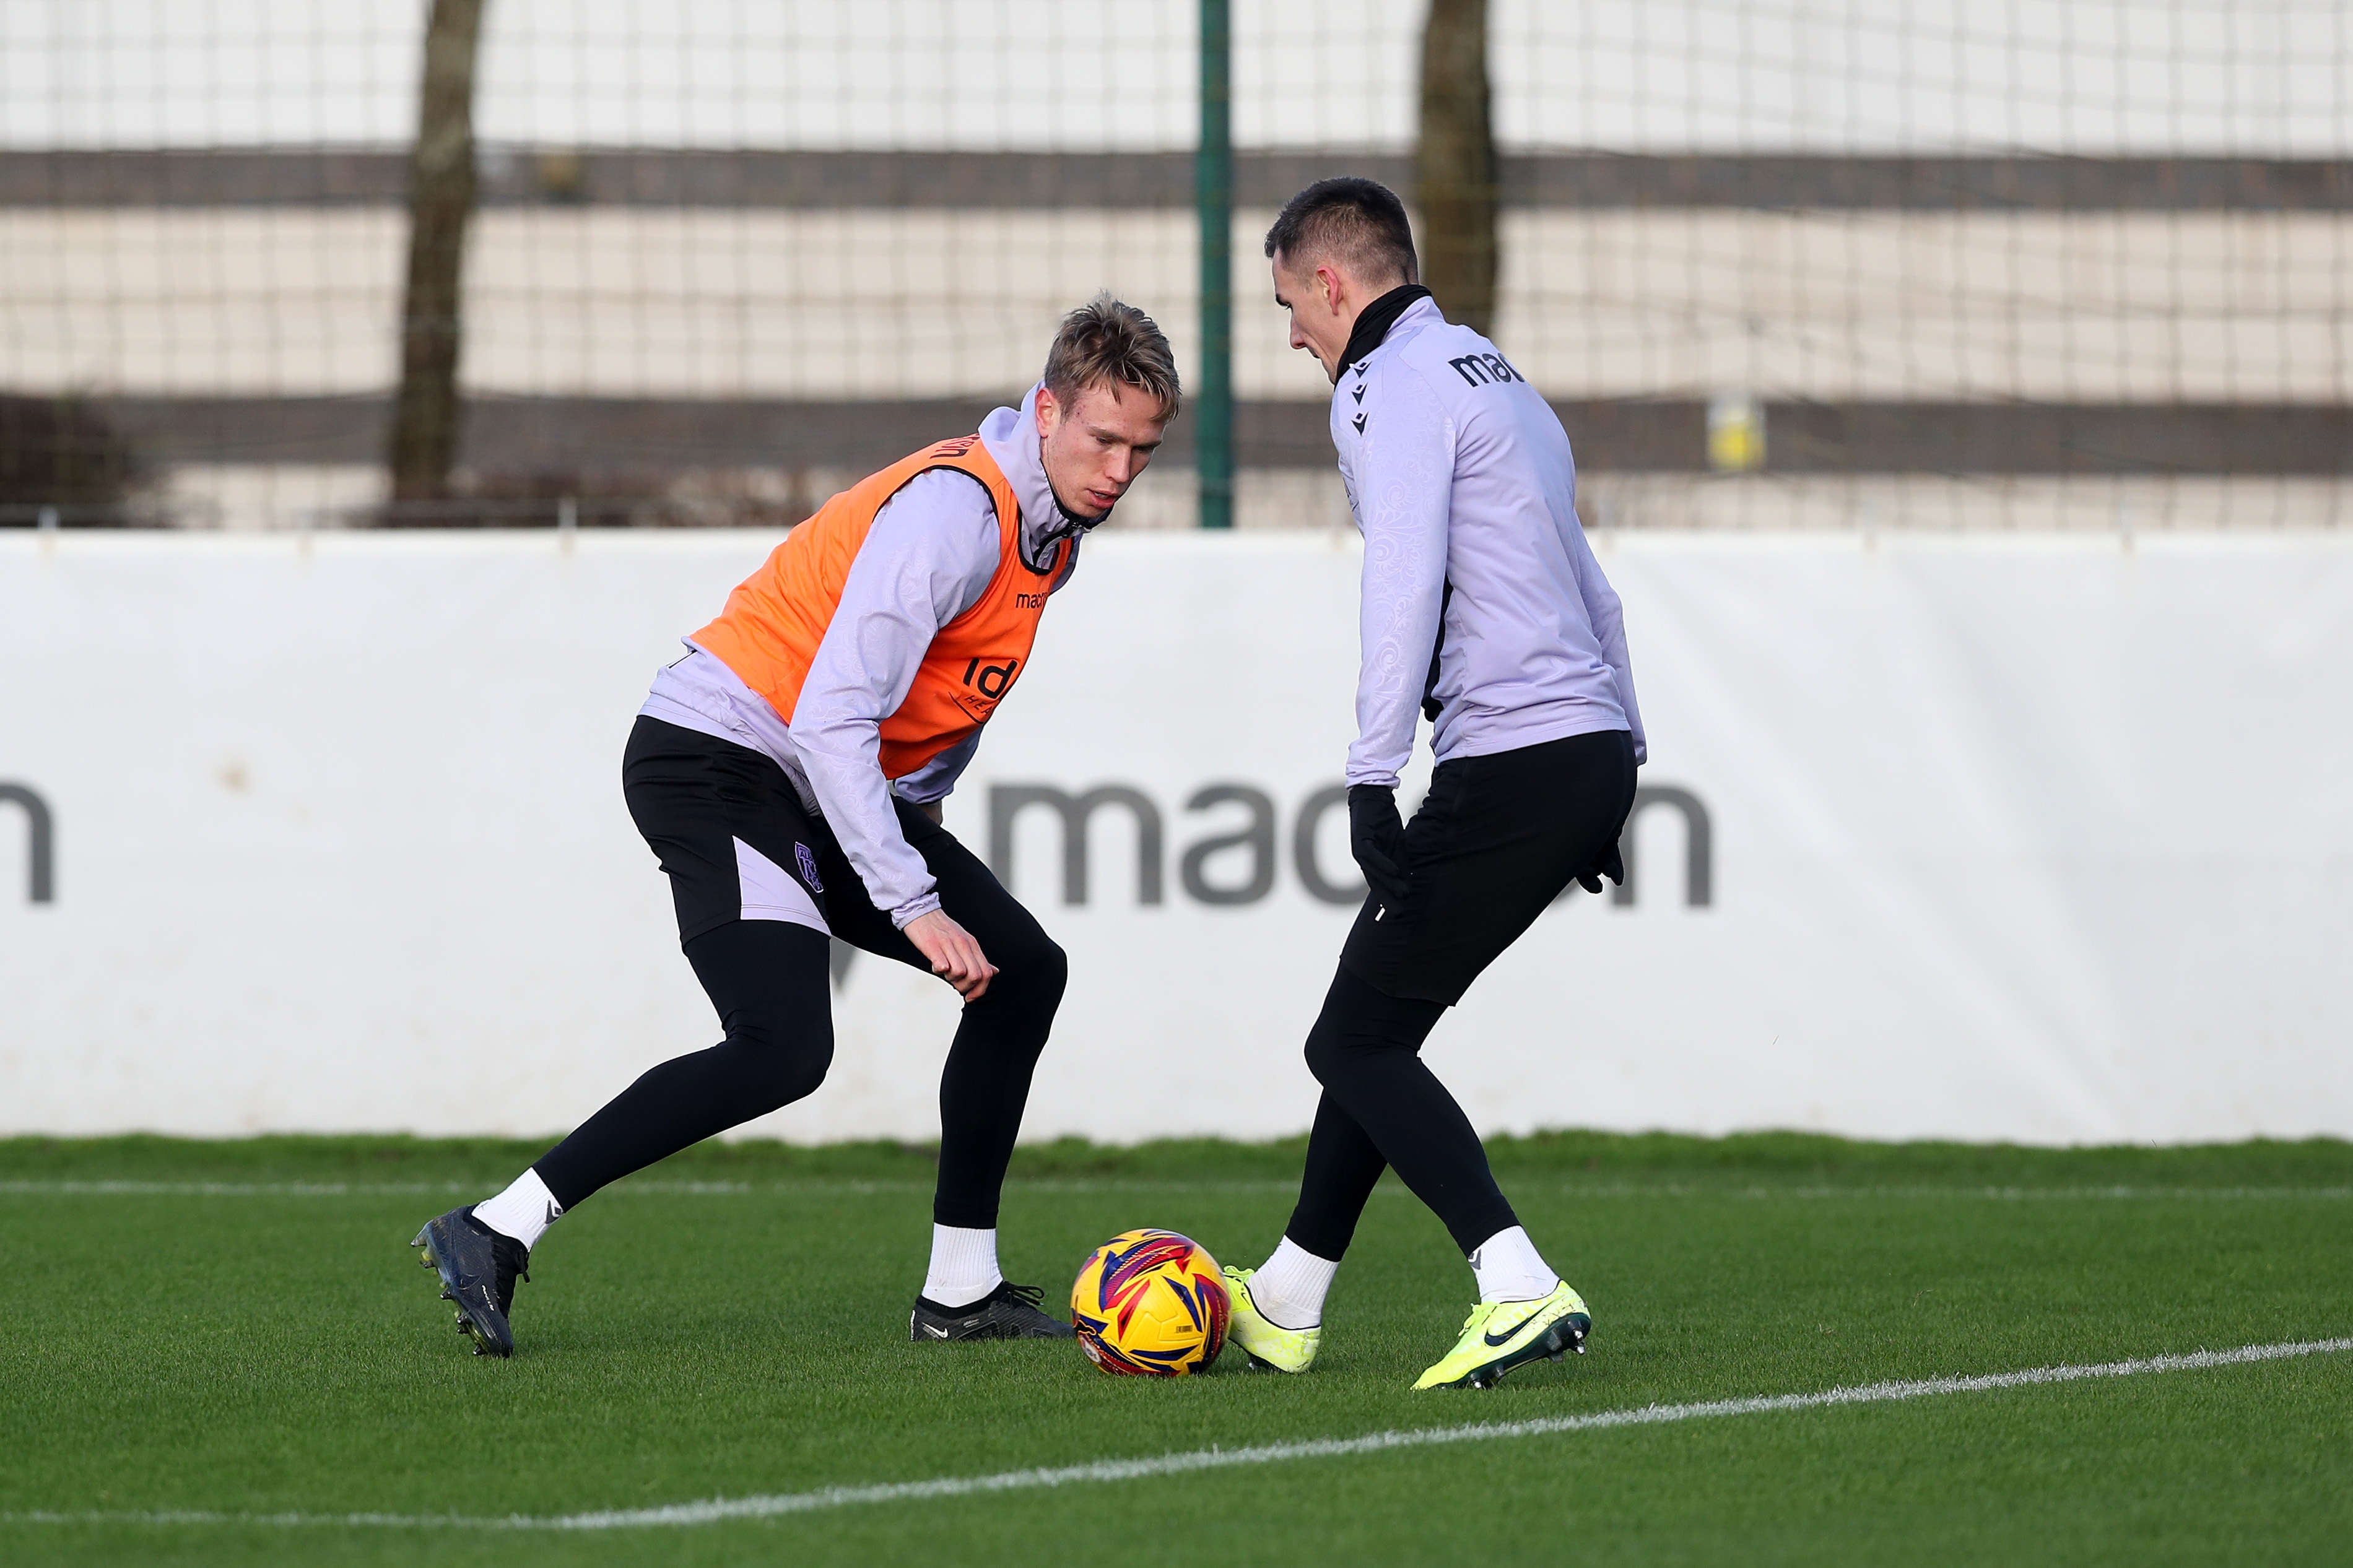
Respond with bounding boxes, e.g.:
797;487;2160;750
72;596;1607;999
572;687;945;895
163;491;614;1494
1285;730;1638;1260
1284;966;1513;1258
534;719;1067;1229
534;920;833;1210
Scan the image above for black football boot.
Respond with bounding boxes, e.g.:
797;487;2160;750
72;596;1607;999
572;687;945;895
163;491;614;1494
910;1280;1076;1341
412;1205;531;1358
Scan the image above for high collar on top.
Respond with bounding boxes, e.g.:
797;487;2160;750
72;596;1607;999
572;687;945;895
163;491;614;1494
1334;284;1435;380
978;382;1099;572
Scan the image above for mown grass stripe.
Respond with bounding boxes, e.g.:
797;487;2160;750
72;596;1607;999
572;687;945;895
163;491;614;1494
7;1337;2344;1531
0;1179;1292;1197
4;1179;2347;1200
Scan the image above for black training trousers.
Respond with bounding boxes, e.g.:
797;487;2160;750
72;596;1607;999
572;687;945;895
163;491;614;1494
1284;729;1638;1260
533;717;1067;1229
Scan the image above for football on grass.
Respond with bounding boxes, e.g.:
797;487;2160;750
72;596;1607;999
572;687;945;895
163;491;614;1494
1070;1229;1230;1376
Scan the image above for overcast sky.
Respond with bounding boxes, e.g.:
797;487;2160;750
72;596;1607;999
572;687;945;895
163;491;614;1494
4;0;2349;154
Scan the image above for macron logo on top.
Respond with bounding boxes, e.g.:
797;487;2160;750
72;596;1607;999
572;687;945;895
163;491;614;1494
1448;352;1523;387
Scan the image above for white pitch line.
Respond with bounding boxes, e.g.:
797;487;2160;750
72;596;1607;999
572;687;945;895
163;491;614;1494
5;1337;2345;1533
1568;1184;2353;1202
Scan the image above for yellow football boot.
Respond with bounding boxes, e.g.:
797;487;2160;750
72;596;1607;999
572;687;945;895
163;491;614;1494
1411;1280;1591;1390
1221;1265;1322;1374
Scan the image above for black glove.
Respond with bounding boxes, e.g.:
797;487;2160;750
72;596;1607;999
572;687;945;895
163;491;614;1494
1347;784;1411;905
1575;834;1627;896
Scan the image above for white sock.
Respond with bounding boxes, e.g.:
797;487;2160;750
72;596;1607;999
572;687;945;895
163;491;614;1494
923;1225;1003;1308
1469;1225;1560;1304
473;1167;562;1251
1249;1237;1339;1330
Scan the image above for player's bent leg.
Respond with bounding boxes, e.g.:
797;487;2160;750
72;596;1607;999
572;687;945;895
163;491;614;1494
820;802;1074;1340
1299;966;1594;1384
1284;1089;1389;1265
1225;1093;1379;1371
408;920;833;1356
533;920;833;1206
911;913;1070;1338
1305;737;1630;1383
931;926;1065;1223
1300;968;1516;1256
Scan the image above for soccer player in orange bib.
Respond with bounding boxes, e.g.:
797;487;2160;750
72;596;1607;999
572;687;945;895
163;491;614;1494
412;298;1178;1355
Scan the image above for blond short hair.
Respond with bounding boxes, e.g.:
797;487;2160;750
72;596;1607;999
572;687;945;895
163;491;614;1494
1042;295;1181;422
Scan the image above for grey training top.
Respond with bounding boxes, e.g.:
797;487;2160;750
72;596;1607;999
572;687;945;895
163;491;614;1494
641;383;1081;928
1333;297;1645;787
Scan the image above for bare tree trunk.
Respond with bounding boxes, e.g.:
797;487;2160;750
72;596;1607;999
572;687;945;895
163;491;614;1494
387;0;485;506
1417;0;1497;337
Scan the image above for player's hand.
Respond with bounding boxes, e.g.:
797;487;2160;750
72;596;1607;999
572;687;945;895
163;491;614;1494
903;908;996;1000
1347;785;1411;905
1576;836;1627;895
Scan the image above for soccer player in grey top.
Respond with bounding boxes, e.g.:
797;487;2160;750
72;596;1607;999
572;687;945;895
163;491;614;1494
1221;178;1645;1390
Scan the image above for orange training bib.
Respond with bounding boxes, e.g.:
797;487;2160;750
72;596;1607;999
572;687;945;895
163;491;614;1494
690;436;1061;779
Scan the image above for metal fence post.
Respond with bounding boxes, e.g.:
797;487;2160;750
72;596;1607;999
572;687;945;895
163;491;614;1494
1196;0;1233;531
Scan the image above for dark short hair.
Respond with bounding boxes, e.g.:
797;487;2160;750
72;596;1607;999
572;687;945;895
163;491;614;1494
1264;176;1419;285
1042;293;1181;420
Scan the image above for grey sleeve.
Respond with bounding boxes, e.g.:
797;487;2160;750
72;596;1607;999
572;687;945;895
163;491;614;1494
890;728;983;805
1344;365;1456;788
1572;527;1647;765
789;469;998;925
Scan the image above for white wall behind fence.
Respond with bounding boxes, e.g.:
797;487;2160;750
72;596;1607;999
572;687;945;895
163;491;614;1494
2;528;2349;1145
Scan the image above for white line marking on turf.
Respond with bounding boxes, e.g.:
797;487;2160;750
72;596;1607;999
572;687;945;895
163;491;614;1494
6;1336;2344;1531
1567;1184;2353;1202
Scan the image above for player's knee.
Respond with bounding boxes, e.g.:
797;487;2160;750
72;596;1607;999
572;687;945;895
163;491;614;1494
1300;994;1398;1085
1302;968;1442;1086
746;1046;831;1114
983;930;1066;1018
1302;972;1373;1085
1025;935;1069;1007
1302;1018;1350;1086
725;1011;833;1113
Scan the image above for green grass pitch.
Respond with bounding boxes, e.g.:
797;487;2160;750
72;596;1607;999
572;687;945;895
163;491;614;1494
4;1132;2349;1565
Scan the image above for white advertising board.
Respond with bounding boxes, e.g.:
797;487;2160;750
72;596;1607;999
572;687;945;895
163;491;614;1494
2;528;2349;1145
